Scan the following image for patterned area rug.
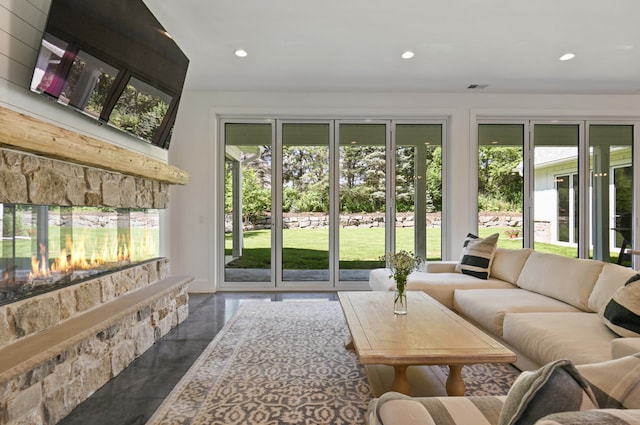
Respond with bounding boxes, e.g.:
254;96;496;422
146;301;520;425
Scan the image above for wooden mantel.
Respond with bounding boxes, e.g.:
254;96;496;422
0;106;189;185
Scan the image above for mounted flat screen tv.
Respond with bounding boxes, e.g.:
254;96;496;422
30;0;189;150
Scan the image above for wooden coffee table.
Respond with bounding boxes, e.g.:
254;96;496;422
338;291;516;396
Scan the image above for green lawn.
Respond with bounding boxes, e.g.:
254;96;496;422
224;226;602;269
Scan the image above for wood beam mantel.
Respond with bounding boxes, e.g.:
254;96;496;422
0;106;189;185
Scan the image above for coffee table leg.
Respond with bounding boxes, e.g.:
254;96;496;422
391;365;410;394
345;337;354;350
446;365;465;396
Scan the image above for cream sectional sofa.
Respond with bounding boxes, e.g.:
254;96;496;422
369;248;640;371
367;353;640;425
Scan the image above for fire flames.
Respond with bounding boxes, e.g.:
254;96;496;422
29;234;131;281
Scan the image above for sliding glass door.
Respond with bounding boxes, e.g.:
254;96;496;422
532;123;581;258
588;124;633;265
221;118;445;289
477;123;525;249
280;122;331;282
337;122;388;282
480;120;636;267
395;123;443;260
223;121;274;283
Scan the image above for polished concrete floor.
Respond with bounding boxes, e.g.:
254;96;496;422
58;292;338;425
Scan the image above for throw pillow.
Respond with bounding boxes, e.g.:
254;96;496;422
497;359;598;425
601;273;640;337
455;232;499;279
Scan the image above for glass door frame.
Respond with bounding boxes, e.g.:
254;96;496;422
276;119;335;290
529;120;587;258
392;119;448;261
334;119;392;288
586;120;637;265
476;119;531;247
219;118;277;290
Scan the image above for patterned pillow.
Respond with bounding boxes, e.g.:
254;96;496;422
601;274;640;337
455;233;499;279
498;359;598;425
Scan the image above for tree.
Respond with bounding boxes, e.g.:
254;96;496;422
478;146;523;211
425;146;442;212
339;145;386;213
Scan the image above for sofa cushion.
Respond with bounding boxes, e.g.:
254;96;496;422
516;252;604;311
491;248;533;284
453;289;580;337
576;354;640;409
588;263;638;313
498;359;597;425
369;391;506;425
407;273;515;310
601;274;640;337
612;338;640;359
533;409;640;425
455;233;499;279
502;312;616;366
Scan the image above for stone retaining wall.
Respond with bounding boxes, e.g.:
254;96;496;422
231;212;522;231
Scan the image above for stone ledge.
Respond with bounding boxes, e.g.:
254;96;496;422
0;259;169;348
0;275;191;424
0;275;192;383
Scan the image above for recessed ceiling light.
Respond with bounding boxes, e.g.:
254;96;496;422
159;30;173;40
559;53;575;61
235;49;248;58
401;51;415;60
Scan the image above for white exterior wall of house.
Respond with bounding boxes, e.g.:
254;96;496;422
3;3;640;292
534;147;633;248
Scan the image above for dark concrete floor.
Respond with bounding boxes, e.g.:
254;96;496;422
58;292;338;425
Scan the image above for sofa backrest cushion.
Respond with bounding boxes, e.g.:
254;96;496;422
491;248;533;284
516;252;604;311
576;353;640;409
600;274;640;337
588;262;638;313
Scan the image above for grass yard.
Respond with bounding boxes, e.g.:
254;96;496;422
224;226;597;269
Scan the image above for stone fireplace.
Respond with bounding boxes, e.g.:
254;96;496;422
0;145;168;306
0;106;191;425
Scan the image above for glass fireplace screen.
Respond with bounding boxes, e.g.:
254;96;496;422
0;204;159;305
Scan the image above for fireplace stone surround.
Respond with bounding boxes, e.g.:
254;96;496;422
0;106;191;425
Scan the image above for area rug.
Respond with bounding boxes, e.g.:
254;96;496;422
146;301;520;425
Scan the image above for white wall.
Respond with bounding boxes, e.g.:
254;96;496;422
169;91;640;292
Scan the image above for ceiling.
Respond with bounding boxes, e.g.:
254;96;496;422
143;0;640;95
